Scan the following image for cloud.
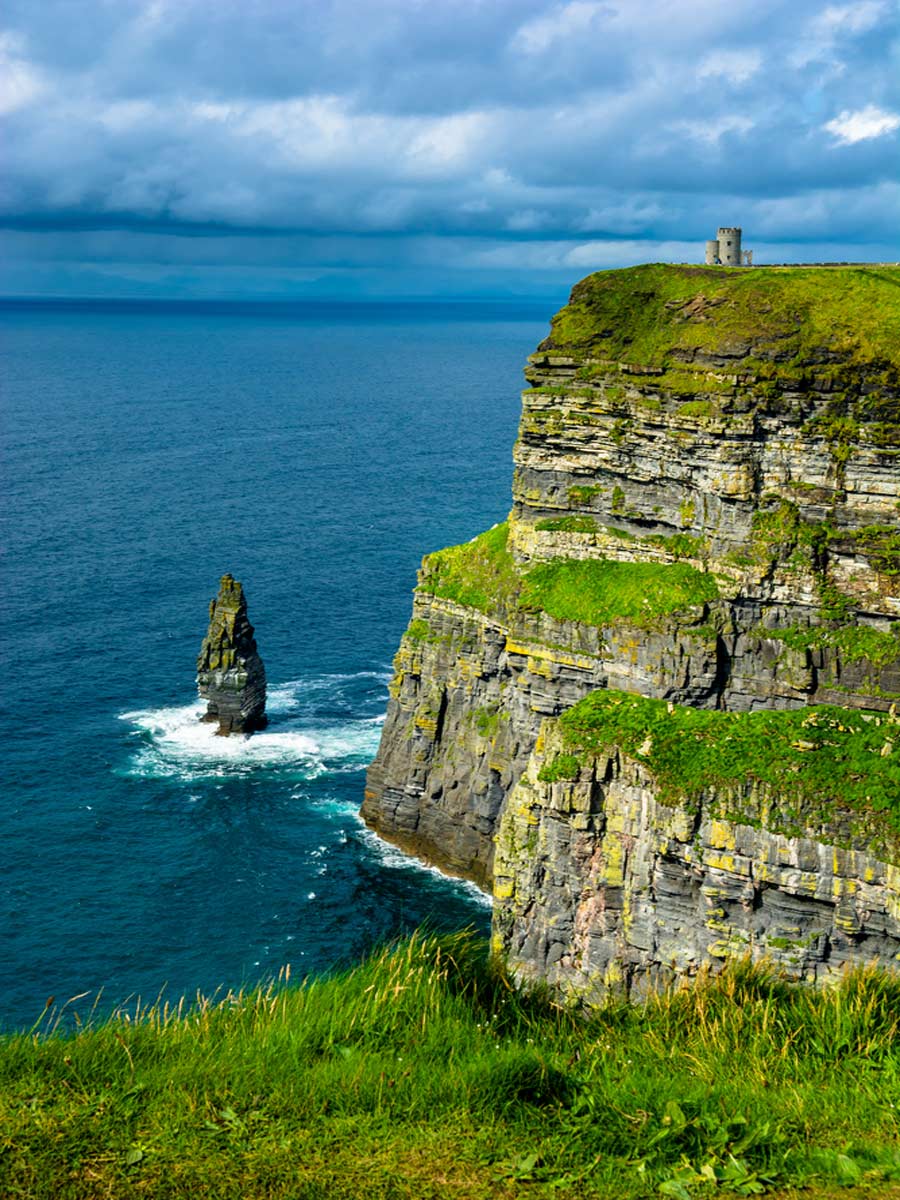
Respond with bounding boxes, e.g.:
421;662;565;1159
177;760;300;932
824;104;900;144
813;1;886;36
792;0;890;68
0;32;44;115
696;49;762;84
669;115;756;145
511;1;611;55
0;0;898;296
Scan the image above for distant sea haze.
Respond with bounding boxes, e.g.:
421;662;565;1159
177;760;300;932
0;298;549;1030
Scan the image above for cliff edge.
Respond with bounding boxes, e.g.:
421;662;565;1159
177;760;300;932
363;264;900;994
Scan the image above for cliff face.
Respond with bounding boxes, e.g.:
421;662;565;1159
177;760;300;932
363;264;900;993
493;698;900;996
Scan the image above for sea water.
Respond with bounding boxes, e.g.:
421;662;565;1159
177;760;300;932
0;298;551;1030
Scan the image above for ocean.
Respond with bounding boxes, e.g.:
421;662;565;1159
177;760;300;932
0;298;551;1031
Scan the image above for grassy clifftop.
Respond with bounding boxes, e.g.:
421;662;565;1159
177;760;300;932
549;689;900;844
5;932;900;1199
543;263;900;377
417;522;718;628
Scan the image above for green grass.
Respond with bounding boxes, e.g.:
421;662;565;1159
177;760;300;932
405;618;436;643
567;484;605;504
763;622;900;670
534;515;599;533
418;523;719;629
544;264;900;379
519;559;718;627
4;930;900;1199
418;523;520;615
557;690;900;837
537;752;582;782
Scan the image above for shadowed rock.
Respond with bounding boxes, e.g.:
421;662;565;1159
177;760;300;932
197;574;267;736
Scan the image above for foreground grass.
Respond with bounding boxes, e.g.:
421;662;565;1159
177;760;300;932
3;932;900;1199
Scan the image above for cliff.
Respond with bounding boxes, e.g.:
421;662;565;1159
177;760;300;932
363;263;900;992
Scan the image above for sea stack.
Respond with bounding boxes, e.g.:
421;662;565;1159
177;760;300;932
197;574;267;736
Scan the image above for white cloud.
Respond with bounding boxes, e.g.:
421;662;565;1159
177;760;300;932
813;1;886;36
98;100;157;133
511;1;609;55
0;32;43;115
792;1;888;68
697;48;762;84
506;208;551;231
824;104;900;144
670;115;755;144
405;112;489;173
564;239;698;267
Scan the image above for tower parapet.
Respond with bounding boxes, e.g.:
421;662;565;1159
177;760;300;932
716;226;742;266
705;226;749;266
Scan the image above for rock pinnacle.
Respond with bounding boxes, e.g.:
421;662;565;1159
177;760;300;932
197;574;267;735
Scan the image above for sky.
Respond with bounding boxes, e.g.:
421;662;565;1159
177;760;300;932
1;0;898;299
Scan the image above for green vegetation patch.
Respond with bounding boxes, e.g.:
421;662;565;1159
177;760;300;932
473;704;506;738
519;559;718;629
420;524;719;630
764;621;900;670
534;515;599;533
676;399;716;418
544;263;900;381
646;531;708;560
419;523;520;615
854;525;900;577
537;752;582;782
405;618;435;643
4;931;900;1199
568;484;604;504
559;690;900;833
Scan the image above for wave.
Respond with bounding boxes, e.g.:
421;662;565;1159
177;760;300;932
267;670;392;717
119;672;387;782
356;826;494;908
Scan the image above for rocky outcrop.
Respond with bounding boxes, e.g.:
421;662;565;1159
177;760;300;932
197;574;267;735
493;711;900;1001
363;263;900;996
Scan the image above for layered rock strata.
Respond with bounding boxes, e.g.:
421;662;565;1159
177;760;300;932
363;264;900;993
197;574;267;735
493;705;900;999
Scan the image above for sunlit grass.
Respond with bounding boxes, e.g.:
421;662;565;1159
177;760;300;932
3;931;900;1198
418;521;718;630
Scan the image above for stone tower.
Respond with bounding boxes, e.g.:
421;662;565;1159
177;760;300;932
716;226;742;266
704;227;744;266
197;574;267;735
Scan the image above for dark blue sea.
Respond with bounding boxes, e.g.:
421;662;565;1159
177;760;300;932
1;298;552;1031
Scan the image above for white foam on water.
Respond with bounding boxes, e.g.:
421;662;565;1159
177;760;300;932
356;824;494;909
267;671;392;716
118;676;388;782
120;702;321;780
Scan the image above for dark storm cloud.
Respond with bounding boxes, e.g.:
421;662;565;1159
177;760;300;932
1;0;898;296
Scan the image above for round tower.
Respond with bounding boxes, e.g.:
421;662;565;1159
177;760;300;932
705;239;720;265
716;226;742;267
